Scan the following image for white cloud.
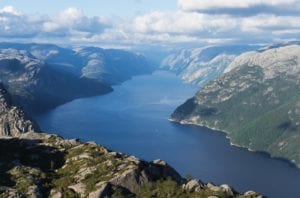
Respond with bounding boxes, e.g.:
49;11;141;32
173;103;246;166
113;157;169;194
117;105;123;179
42;7;110;34
240;15;300;33
131;11;237;34
0;7;44;38
178;0;300;16
0;6;21;16
0;6;110;41
178;0;297;10
0;5;299;47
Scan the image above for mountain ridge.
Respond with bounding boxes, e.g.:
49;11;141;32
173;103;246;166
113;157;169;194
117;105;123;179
171;44;300;166
161;45;259;87
0;43;154;113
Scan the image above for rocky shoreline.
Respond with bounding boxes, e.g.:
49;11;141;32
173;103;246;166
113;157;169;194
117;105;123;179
169;118;300;169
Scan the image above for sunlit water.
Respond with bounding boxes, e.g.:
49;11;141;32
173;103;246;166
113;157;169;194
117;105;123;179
35;70;300;198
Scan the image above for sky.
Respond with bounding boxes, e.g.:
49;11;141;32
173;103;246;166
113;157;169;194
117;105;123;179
0;0;177;17
0;0;299;49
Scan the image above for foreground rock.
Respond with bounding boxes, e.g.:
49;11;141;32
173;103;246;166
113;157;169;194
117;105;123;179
0;132;262;198
0;85;39;136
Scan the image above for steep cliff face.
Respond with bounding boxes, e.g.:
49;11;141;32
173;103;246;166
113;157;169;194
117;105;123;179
171;44;300;166
0;85;39;136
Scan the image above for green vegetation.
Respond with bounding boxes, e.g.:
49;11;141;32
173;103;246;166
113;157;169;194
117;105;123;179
0;133;260;197
137;178;230;198
172;64;300;165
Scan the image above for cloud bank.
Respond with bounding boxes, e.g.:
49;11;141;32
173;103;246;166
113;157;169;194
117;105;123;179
0;1;299;48
178;0;300;16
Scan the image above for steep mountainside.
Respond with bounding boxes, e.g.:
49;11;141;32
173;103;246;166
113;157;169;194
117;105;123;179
0;49;111;113
161;45;259;87
171;45;300;166
0;84;39;136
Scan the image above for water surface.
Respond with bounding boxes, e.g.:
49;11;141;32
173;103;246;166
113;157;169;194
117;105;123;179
35;71;300;198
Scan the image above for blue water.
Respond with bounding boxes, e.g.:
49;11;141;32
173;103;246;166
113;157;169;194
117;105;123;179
35;70;300;198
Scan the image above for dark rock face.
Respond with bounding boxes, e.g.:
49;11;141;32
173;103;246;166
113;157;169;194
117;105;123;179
0;85;39;136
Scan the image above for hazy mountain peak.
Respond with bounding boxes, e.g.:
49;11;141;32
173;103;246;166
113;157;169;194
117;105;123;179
225;44;300;79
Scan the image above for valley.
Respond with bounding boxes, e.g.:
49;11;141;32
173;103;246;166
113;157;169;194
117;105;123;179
1;42;300;198
35;70;300;198
0;0;299;197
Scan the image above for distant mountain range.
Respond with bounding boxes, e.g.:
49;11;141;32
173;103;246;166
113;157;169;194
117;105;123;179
0;43;154;113
161;45;263;87
171;44;300;166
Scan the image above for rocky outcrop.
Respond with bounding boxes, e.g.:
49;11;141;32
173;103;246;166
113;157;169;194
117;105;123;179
0;85;38;136
0;132;262;198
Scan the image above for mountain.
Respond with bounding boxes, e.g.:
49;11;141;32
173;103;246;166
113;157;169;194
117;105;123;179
171;44;300;166
161;45;259;87
77;47;153;84
0;43;154;113
0;84;39;136
0;88;260;198
0;43;154;85
0;48;112;113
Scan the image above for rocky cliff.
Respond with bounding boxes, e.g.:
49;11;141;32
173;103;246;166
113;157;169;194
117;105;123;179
0;84;39;136
0;132;261;198
171;44;300;166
